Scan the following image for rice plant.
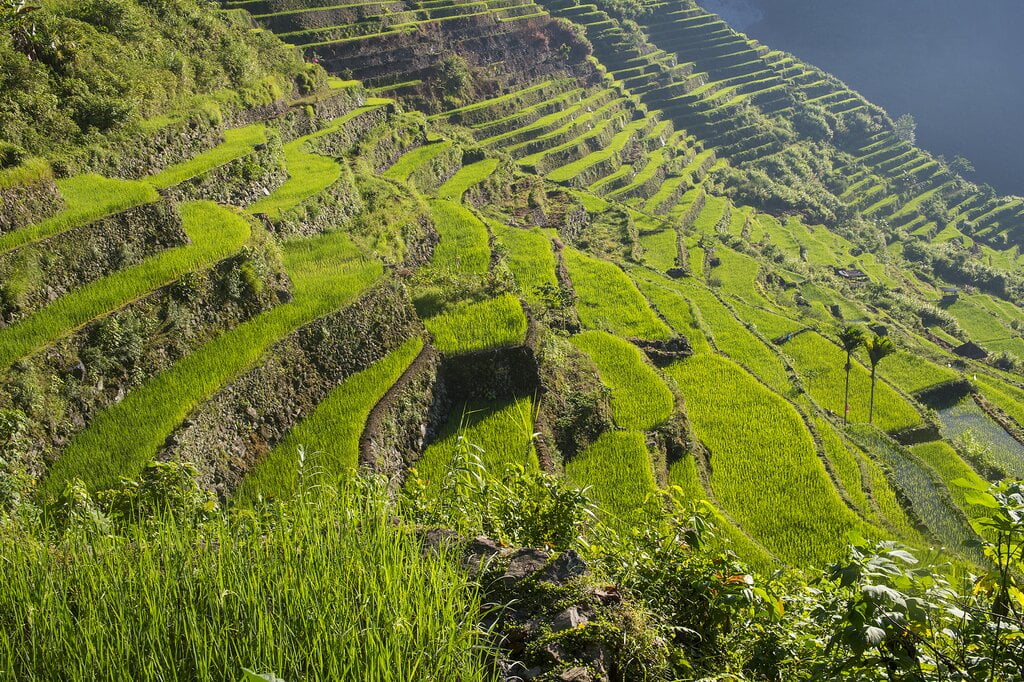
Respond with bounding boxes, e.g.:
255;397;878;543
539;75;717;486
666;354;868;566
236;337;424;503
436;159;499;200
782;331;923;432
570;330;674;431
0;201;251;370
424;294;528;354
910;441;988;520
638;229;677;272
410;397;538;494
0;174;159;254
545;117;651;183
564;248;671;340
847;426;977;558
40;229;383;497
428;199;490;274
246;133;343;219
629;268;710;354
564;430;659;525
490;221;558;306
383;141;453;183
0;481;493;681
877;351;959;394
146;124;269;189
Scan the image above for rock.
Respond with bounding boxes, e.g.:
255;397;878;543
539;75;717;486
592;586;621;605
666;267;689;279
421;528;459;556
552;606;588;633
503;548;550;581
581;643;611;678
542;642;569;664
557;667;593;682
245;406;259;420
464;535;504;567
276;288;293;303
541;550;587;584
69;361;86;381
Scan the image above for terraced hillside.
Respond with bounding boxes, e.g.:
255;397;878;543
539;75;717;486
2;0;1024;619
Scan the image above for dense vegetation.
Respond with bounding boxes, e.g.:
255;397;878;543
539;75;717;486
2;0;1024;679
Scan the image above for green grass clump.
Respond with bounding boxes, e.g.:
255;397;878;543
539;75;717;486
146;124;268;189
411;397;538;492
424;294;528;354
564;248;671;340
0;201;251;370
490;222;558;306
384;141;453;182
570;330;674;430
565;430;659;525
0;175;159;254
783;332;923;433
429;199;491;274
436;159;499;200
0;483;492;680
236;337;424;503
667;354;867;566
41;230;383;496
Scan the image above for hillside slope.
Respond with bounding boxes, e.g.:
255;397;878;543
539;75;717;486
2;0;1024;678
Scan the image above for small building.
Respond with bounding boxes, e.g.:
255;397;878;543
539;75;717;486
835;267;869;282
940;287;959;304
953;341;988;360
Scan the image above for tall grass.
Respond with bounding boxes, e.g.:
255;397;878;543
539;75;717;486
41;230;383;497
0;201;251;370
570;330;674;431
0;174;159;254
490;221;557;306
428;199;491;274
0;481;493;681
424;294;528;354
666;354;868;566
147;124;268;189
236;337;424;503
564;247;671;340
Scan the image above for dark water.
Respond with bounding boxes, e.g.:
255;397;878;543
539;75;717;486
702;0;1024;196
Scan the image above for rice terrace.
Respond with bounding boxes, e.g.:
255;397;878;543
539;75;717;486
1;0;1024;679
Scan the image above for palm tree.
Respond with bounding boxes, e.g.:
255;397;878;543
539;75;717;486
838;325;865;424
864;334;896;425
